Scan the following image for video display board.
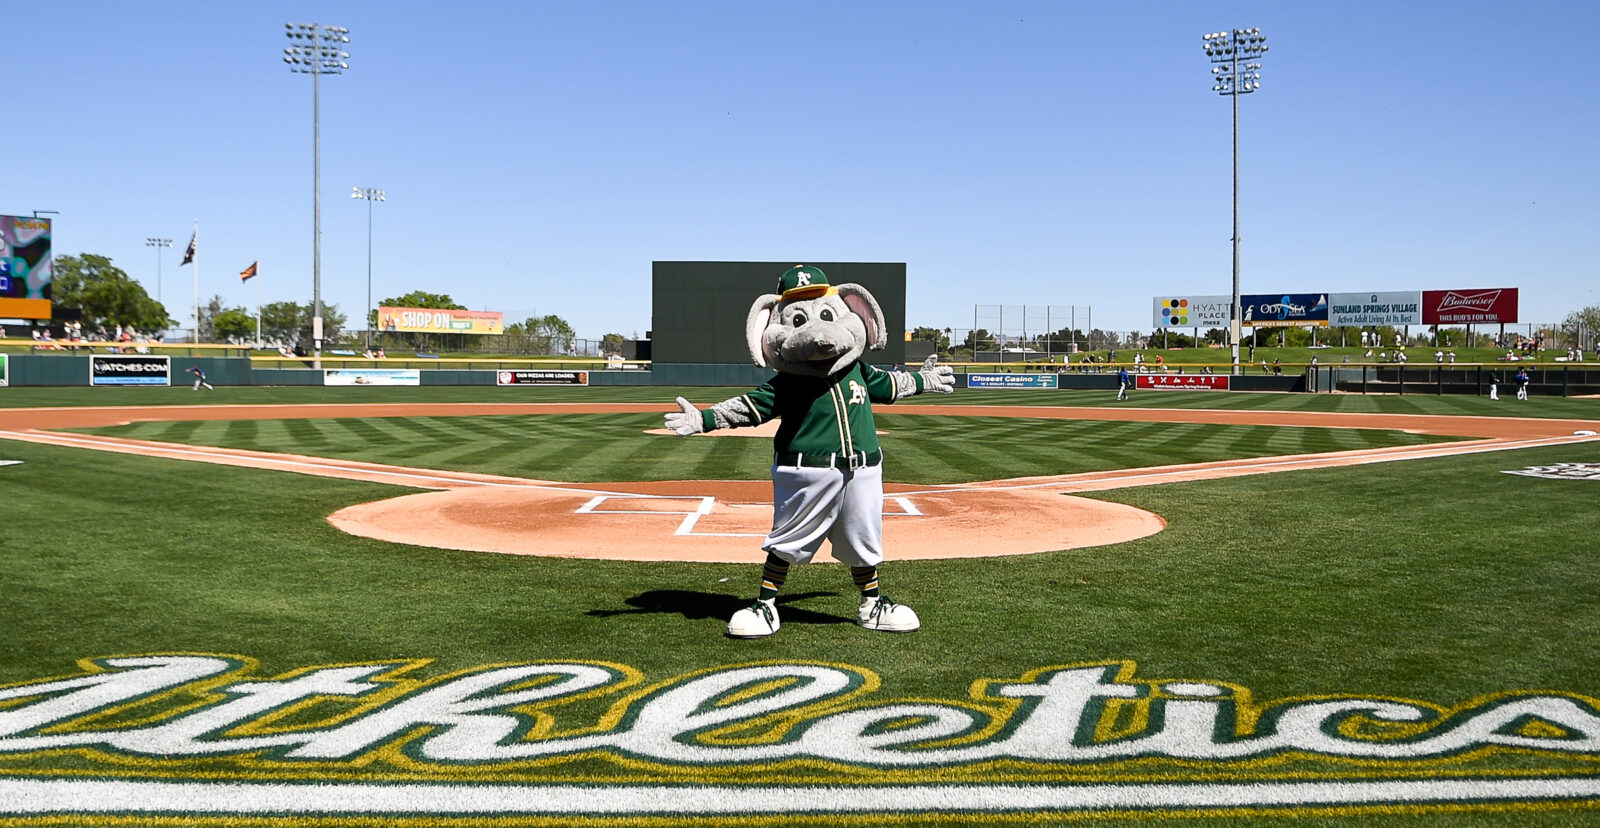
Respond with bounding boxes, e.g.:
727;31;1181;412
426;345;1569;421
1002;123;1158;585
0;215;52;320
652;262;907;366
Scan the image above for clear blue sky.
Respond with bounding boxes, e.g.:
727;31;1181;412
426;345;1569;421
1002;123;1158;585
9;0;1598;341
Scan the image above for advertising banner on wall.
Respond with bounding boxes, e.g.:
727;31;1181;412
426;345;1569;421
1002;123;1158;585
1422;288;1518;325
1152;295;1232;329
496;370;589;386
1136;374;1231;391
0;353;8;387
323;369;421;386
0;215;52;320
1328;292;1423;327
90;355;170;386
1241;293;1329;327
965;373;1059;389
376;307;504;336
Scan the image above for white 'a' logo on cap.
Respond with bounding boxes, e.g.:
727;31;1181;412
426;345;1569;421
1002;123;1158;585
795;272;811;287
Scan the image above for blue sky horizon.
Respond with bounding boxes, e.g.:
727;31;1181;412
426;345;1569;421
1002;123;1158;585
9;0;1597;343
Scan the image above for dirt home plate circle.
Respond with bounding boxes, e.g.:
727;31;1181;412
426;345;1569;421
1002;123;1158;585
328;416;1165;562
326;479;1167;563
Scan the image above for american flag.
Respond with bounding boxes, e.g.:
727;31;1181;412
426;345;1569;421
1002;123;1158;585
180;233;197;266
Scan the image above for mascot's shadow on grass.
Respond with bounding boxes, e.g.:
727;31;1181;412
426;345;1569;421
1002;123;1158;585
586;590;853;626
664;264;955;640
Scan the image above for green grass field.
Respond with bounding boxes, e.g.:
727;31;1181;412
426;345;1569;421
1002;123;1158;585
2;385;1598;826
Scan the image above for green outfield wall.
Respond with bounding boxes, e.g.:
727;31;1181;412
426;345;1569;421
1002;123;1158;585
4;354;1598;395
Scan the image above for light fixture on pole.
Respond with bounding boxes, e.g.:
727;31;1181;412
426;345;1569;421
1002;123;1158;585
145;238;172;304
284;21;351;368
351;186;385;350
1203;27;1268;375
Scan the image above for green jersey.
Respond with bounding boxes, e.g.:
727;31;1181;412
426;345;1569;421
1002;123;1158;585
702;361;924;456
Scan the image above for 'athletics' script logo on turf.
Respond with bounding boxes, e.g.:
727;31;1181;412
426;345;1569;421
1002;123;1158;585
2;654;1599;770
1502;462;1600;480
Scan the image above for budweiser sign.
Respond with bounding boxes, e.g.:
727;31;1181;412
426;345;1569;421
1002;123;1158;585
1423;287;1518;325
1438;290;1502;311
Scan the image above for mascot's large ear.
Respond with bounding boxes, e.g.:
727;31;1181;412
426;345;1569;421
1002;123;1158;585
746;294;780;368
835;284;886;350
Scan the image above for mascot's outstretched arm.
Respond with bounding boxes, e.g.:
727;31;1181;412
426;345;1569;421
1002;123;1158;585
665;396;767;436
916;354;956;394
889;355;955;398
665;397;705;435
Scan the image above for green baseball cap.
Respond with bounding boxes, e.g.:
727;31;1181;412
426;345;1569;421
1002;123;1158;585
776;265;834;300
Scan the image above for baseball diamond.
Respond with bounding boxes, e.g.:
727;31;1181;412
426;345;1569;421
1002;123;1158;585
3;392;1600;826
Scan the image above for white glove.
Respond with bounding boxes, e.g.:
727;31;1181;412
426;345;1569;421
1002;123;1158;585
919;355;955;394
665;396;705;435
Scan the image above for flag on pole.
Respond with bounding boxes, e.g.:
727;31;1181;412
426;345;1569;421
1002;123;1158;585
181;233;197;266
240;261;258;282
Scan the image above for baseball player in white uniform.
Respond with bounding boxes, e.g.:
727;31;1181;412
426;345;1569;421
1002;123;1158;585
666;265;955;638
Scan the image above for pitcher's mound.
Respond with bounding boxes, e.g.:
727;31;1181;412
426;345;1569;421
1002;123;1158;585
328;480;1165;563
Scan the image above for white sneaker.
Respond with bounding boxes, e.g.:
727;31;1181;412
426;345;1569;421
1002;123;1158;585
858;595;920;633
726;598;780;638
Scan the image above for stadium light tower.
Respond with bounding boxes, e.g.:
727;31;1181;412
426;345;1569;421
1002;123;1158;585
284;22;351;368
1203;27;1268;375
145;237;173;304
351;187;385;350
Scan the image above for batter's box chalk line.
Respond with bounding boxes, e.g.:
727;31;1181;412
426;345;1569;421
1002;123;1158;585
575;494;921;537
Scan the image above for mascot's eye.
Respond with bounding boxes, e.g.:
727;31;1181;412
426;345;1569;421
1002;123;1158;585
819;308;835;322
791;311;808;327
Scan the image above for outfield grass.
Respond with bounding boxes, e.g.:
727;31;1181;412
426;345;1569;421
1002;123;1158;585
2;387;1598;826
73;410;1456;485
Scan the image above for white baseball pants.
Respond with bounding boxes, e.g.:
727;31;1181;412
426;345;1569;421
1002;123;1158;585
763;464;885;567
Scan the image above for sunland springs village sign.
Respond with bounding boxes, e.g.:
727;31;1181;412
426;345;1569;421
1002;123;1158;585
3;655;1600;819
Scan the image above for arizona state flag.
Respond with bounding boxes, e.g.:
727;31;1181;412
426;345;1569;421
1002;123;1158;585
240;261;258;282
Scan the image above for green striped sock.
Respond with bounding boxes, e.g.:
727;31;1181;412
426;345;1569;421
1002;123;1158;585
758;553;790;600
851;566;879;598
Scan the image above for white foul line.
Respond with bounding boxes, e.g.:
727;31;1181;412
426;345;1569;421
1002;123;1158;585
1;776;1598;816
